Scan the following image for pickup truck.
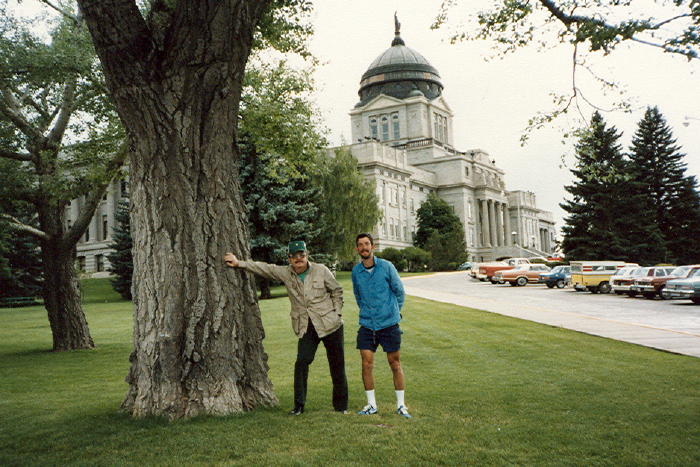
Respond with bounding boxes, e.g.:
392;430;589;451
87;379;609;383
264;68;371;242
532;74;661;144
476;258;532;284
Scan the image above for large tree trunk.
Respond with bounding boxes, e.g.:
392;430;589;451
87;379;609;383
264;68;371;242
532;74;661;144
78;0;276;418
120;72;277;418
41;240;94;351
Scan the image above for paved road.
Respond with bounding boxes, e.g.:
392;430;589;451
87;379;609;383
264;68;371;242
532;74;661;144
402;272;700;358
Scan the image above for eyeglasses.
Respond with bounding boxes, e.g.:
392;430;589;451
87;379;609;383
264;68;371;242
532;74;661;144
288;252;307;259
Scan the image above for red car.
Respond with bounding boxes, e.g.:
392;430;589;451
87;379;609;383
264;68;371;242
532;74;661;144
633;265;698;299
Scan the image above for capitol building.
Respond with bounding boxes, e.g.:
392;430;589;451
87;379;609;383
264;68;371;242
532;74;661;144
69;21;556;274
331;21;556;262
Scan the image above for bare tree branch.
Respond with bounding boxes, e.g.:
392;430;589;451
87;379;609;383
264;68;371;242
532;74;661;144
63;142;129;247
0;214;49;240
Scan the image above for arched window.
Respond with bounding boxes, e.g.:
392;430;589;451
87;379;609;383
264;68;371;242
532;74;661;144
381;115;389;141
369;117;378;140
392;112;400;139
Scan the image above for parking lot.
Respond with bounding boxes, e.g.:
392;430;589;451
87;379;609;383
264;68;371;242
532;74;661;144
402;272;700;358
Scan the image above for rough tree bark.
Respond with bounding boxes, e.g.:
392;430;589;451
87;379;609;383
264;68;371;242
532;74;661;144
40;237;94;351
77;0;277;418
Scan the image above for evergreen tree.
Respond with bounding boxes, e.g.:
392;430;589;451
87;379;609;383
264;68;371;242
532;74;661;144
237;61;325;298
239;138;320;299
413;193;467;268
414;192;464;249
0;161;43;299
628;107;700;264
560;112;664;263
0;222;43;299
107;200;132;300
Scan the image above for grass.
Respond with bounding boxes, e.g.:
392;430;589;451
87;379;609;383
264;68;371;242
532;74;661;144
1;272;699;465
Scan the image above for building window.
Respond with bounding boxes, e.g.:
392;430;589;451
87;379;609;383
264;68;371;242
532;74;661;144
381;115;389;141
102;215;108;241
443;115;448;143
382;221;387;236
464;166;469;177
77;256;86;272
403;225;407;240
85;227;90;243
392;112;400;139
95;254;104;272
369;117;378;140
120;180;129;197
433;112;439;141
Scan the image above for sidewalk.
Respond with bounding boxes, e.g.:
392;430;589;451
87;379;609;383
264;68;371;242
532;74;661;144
403;273;700;358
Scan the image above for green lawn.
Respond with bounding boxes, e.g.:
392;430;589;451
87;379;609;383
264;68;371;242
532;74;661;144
1;274;699;465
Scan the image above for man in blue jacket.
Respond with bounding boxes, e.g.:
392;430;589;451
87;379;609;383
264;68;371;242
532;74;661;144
351;232;411;418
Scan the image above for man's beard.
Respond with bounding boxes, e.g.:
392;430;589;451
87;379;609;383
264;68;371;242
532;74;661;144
359;251;372;260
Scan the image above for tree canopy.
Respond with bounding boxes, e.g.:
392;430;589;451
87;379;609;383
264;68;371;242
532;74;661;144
433;1;700;139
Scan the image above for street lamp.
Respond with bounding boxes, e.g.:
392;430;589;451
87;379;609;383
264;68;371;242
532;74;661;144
683;116;700;127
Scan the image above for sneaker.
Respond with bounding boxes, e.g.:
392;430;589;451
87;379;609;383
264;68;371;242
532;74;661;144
396;405;412;418
289;406;304;416
357;404;377;415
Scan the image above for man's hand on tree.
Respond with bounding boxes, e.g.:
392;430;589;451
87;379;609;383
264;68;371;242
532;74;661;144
224;252;239;268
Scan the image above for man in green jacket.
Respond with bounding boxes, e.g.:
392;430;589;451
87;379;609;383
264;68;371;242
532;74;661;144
224;241;347;415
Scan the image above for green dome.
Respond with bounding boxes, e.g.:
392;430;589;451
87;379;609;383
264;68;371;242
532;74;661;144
357;25;443;106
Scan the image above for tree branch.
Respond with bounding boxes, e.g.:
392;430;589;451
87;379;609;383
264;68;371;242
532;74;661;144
538;0;698;59
0;214;49;240
0;148;35;162
76;0;154;88
0;87;45;144
63;141;129;247
38;0;81;26
46;79;77;148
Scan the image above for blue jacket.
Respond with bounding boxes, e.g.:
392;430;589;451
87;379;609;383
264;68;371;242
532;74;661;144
352;257;405;331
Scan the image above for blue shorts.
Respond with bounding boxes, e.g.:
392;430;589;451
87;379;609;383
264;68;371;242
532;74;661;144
356;324;402;353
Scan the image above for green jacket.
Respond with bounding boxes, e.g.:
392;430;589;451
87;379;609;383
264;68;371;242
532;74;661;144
238;260;343;338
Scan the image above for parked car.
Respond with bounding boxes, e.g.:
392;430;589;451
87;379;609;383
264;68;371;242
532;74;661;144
661;267;700;304
457;262;473;271
610;266;643;296
495;264;552;286
631;266;677;299
477;258;532;283
539;265;571;288
570;261;638;294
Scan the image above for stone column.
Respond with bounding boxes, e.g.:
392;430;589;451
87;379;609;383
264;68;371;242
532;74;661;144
488;199;497;248
504;204;512;246
106;181;116;241
495;201;504;247
480;199;490;247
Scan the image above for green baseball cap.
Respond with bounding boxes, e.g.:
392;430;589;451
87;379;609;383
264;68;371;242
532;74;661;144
287;240;307;255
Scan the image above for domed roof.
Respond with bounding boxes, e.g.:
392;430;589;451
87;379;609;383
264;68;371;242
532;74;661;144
357;16;443;106
363;44;436;75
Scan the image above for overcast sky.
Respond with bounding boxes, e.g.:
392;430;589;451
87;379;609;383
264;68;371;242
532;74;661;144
308;0;700;228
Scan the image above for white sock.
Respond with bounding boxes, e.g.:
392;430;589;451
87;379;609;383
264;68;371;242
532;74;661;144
396;390;405;408
366;389;376;408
